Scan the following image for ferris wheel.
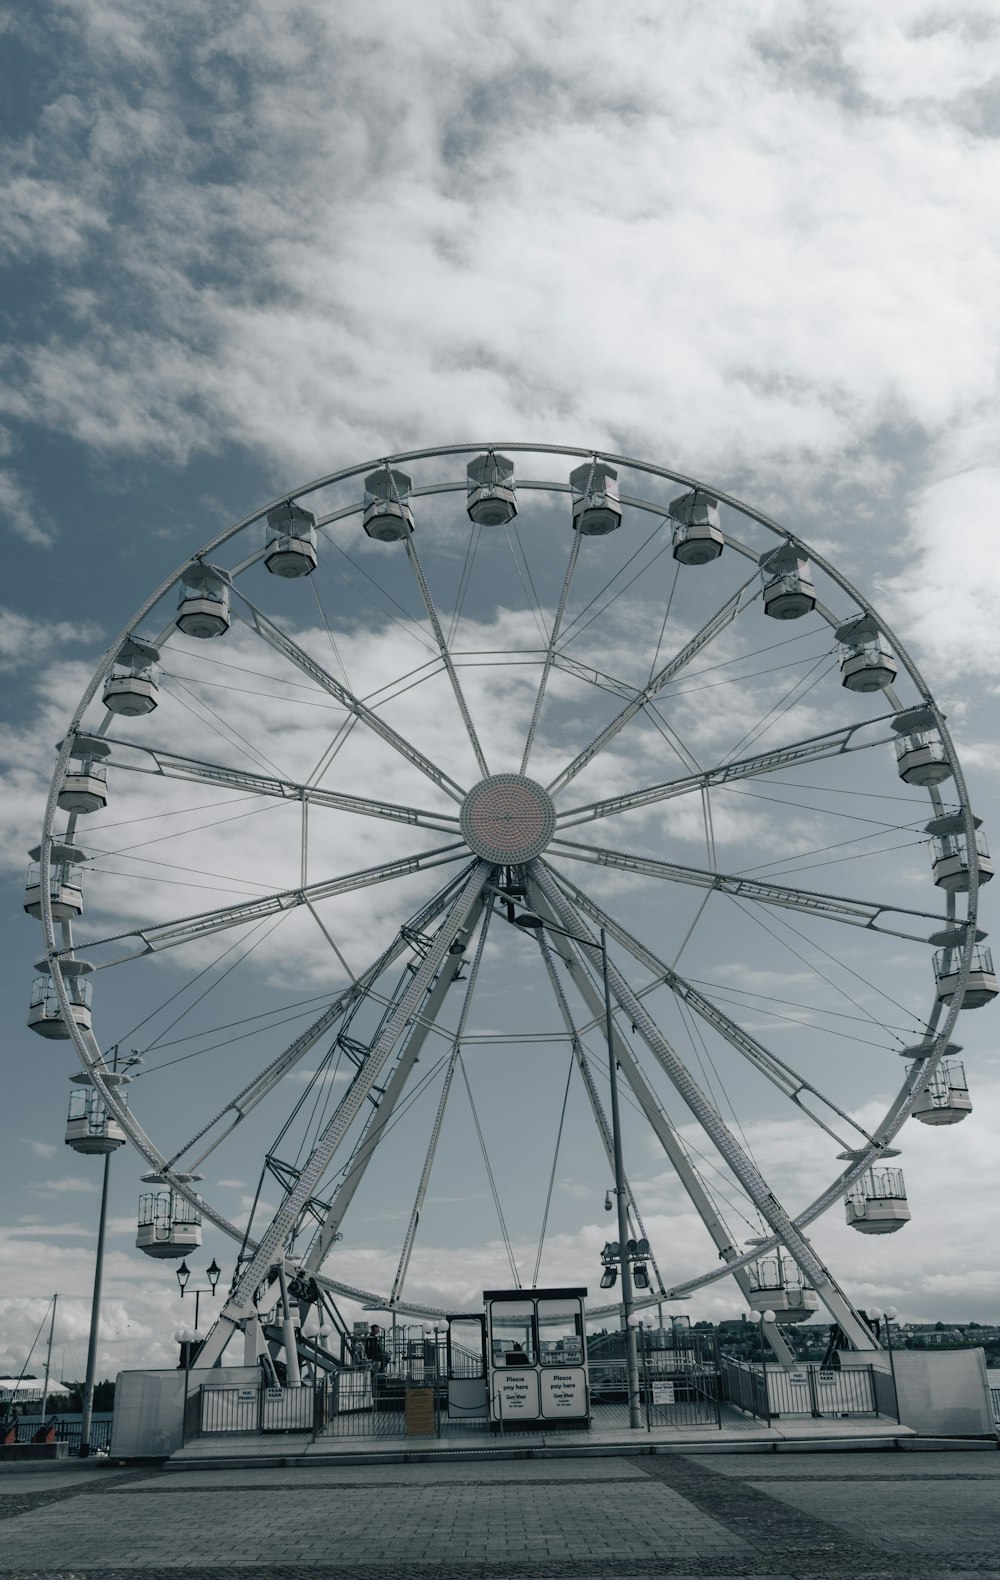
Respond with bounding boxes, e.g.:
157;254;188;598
28;441;994;1368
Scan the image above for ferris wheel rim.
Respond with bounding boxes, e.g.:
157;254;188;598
36;440;983;1318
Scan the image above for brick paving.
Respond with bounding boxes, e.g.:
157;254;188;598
0;1449;995;1578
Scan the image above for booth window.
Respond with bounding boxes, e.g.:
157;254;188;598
490;1299;536;1365
536;1298;584;1365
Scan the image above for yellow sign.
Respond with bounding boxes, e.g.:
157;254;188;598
405;1387;436;1436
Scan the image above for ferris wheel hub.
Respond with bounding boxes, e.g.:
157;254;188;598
459;774;557;864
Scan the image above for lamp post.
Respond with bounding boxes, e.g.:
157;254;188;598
867;1304;901;1424
754;1309;775;1426
176;1257;222;1333
512;910;642;1428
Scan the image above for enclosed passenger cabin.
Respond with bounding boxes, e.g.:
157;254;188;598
669;489;724;564
910;1059;972;1126
27;958;94;1039
926;812;994;893
844;1166;911;1234
136;1181;203;1259
65;1074;127;1154
835;614;897;692
23;843;84;921
467;452;517;525
57;735;111;814
746;1250;819;1322
102;637;160;716
891;706;952;786
264;501;318;578
176;565;231;639
363;467;414;541
933;943;997;1009
760;547;816;620
569;461;621;536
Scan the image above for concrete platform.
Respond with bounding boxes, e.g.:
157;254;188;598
165;1409;921;1470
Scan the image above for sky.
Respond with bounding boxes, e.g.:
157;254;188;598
2;0;1000;1383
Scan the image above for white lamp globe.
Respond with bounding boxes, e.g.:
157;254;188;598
883;1306;898;1321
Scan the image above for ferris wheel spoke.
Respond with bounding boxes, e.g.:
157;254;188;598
230;587;467;803
403;536;491;779
99;735;461;835
545;571;761;798
163;868;474;1173
547;867;879;1152
62;842;469;966
555;715;898;831
520;530;583;775
547;836;948;940
527;861;878;1351
193;861;490;1363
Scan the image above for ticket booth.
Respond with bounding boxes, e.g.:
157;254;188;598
485;1287;590;1429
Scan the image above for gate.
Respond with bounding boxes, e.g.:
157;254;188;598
640;1330;722;1428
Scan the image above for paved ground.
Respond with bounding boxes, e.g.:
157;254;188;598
0;1448;997;1578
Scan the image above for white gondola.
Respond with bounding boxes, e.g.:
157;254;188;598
928;819;994;894
910;1059;972;1126
65;1076;127;1154
466;452;517;525
760;547;816;619
57;734;110;814
363;468;414;541
135;1181;203;1259
933;944;997;1009
102;637;160;716
27;958;94;1039
669;489;724;564
176;565;231;638
891;706;952;786
844;1166;911;1234
264;501;318;578
835;614;897;692
569;461;622;535
23;843;84;920
746;1250;819;1322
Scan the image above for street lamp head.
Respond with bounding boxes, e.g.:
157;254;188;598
604;1190;613;1212
762;1310;776;1324
883;1305;898;1321
206;1258;221;1292
866;1306;883;1322
175;1260;191;1293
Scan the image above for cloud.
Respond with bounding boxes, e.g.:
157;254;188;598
22;1140;59;1159
0;471;54;546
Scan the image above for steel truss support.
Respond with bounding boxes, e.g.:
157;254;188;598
404;536;491;779
551;869;879;1153
555;715;898;830
522;876;795;1365
521;529;583;775
66;843;468;965
546;571;761;797
231;589;468;802
302;896;488;1273
97;736;461;834
390;906;493;1304
192;861;491;1368
528;862;878;1352
549;838;946;940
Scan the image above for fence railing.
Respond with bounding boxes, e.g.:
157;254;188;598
5;1414;114;1454
990;1386;1000;1427
722;1359;896;1421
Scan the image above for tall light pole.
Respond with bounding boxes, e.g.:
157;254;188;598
77;1046;140;1459
513;911;642;1428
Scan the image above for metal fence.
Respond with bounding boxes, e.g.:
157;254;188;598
990;1386;1000;1427
7;1413;114;1454
641;1333;723;1428
722;1359;897;1421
